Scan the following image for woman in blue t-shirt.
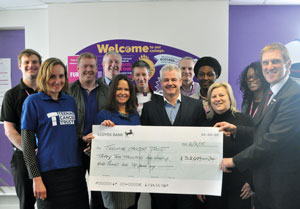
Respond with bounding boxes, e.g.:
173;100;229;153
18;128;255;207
21;58;89;209
94;74;140;209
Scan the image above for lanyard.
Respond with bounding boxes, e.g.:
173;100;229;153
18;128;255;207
181;83;194;96
188;84;195;96
249;101;258;118
24;89;31;96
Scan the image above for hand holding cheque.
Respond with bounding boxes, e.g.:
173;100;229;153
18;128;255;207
89;125;223;196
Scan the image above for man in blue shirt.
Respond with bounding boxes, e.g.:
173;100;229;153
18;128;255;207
98;51;122;89
141;64;206;209
70;52;107;209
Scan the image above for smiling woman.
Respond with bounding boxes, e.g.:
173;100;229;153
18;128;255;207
46;64;66;100
198;82;254;209
21;58;89;209
239;61;269;117
94;74;140;209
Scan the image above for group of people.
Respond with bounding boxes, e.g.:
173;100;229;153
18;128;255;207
1;42;299;209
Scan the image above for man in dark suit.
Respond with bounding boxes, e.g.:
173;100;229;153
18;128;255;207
219;43;300;209
141;64;206;209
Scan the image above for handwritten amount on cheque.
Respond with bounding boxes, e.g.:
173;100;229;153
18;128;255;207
95;143;217;172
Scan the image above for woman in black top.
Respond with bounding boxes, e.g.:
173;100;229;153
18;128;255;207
239;61;269;117
198;82;254;209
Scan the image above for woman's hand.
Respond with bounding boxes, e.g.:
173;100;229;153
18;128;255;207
214;122;237;136
33;176;47;200
101;120;115;127
196;194;206;203
240;182;253;199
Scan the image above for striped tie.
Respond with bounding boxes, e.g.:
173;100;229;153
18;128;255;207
262;89;273;113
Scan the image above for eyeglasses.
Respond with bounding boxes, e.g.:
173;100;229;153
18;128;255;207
247;76;260;81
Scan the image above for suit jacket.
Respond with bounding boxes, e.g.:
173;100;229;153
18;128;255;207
141;94;206;126
233;78;300;209
97;76;110;93
140;94;206;209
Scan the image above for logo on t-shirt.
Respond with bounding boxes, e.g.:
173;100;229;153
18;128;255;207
47;111;75;126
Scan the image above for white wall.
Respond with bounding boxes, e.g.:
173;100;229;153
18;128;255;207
0;9;49;59
0;1;228;80
48;1;229;81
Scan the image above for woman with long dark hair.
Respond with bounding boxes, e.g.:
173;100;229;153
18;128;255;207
239;61;269;117
94;74;140;209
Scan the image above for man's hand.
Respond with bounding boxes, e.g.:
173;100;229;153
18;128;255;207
84;143;91;156
82;133;95;157
214;122;237;136
196;194;206;203
219;158;235;173
82;133;94;143
4;121;22;150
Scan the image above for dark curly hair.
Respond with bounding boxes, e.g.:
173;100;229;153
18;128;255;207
105;74;137;114
239;61;269;104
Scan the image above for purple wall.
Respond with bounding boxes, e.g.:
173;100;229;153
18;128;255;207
229;6;300;109
0;29;25;186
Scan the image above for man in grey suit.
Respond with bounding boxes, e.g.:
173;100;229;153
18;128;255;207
141;64;206;209
219;43;300;209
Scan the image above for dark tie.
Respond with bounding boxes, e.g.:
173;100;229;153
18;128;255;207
262;89;273;113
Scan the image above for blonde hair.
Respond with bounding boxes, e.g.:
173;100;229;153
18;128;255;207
37;58;69;93
207;82;238;114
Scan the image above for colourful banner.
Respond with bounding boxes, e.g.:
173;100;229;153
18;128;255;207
68;39;199;91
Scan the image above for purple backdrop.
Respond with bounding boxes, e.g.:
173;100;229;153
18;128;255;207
75;39;199;92
229;5;300;110
0;29;25;186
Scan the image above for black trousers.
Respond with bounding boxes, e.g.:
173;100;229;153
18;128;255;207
90;191;107;209
150;193;198;209
127;193;140;209
10;150;36;209
204;191;251;209
82;153;107;209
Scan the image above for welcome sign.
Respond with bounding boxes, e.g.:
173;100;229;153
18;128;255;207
68;39;199;91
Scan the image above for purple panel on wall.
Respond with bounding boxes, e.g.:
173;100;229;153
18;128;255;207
0;29;25;186
229;6;300;109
